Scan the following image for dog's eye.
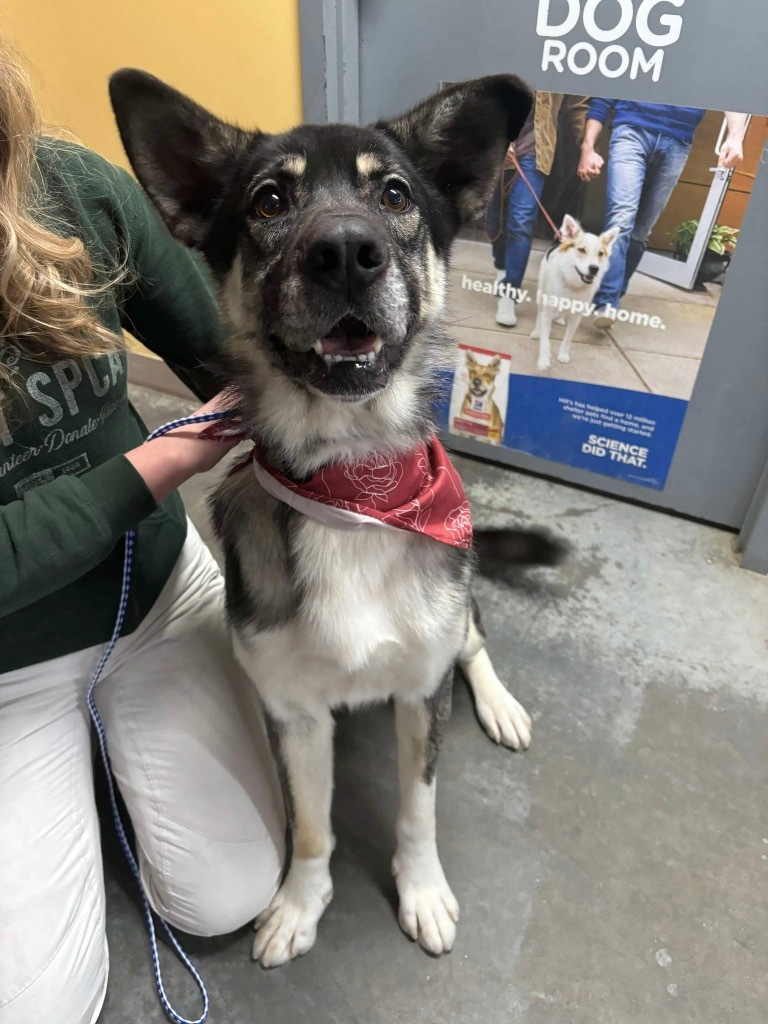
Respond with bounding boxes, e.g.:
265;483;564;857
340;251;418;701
577;246;587;254
253;187;287;219
599;250;606;258
381;183;411;213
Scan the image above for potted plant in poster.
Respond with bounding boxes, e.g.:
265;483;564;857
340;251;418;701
668;220;740;286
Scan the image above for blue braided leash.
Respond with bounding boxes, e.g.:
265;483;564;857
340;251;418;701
86;408;238;1024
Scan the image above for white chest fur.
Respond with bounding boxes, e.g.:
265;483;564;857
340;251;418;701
236;520;467;717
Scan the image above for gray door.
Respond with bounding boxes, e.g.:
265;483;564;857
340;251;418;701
299;0;768;570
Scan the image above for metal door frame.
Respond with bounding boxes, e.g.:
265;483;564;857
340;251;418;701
298;0;768;573
639;116;753;290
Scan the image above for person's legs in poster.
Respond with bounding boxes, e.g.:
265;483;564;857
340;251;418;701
593;126;650;329
486;177;507;276
496;154;546;327
620;135;692;295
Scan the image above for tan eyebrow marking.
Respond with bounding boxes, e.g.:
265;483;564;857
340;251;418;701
280;153;307;177
356;153;385;177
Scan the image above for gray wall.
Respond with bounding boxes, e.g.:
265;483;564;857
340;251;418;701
358;0;768;124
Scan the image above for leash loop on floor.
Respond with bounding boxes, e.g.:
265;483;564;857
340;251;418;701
86;408;238;1024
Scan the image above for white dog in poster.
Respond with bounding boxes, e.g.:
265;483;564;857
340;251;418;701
531;215;618;371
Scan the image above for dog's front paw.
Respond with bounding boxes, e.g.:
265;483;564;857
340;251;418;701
557;353;571;364
393;852;459;956
476;687;532;750
252;859;332;967
536;358;551;371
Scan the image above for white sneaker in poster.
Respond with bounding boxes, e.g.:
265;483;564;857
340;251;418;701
496;295;517;327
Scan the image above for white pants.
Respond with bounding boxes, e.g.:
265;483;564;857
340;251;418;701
0;523;286;1024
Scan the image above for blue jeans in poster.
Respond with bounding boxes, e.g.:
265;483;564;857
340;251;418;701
595;124;692;310
496;154;548;290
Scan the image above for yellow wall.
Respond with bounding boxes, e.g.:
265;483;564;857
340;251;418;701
0;0;303;169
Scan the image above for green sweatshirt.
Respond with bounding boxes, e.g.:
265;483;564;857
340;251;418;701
0;139;225;673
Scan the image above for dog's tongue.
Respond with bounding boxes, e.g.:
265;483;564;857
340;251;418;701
320;317;377;354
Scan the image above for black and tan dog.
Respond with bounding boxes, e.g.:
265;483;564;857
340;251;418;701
110;70;561;966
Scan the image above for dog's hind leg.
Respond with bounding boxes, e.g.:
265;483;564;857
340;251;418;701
252;708;335;967
458;598;532;750
392;673;459;956
557;313;582;364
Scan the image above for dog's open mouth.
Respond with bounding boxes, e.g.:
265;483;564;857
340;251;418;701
311;316;383;367
269;313;396;401
576;270;595;284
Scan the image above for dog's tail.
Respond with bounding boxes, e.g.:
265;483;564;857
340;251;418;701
473;528;567;571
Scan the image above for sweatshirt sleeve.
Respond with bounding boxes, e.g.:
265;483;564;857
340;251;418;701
108;163;227;402
587;98;615;125
0;455;155;616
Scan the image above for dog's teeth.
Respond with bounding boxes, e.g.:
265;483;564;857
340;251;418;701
373;339;383;354
312;341;324;356
321;348;379;367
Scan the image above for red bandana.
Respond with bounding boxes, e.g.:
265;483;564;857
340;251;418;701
235;438;472;549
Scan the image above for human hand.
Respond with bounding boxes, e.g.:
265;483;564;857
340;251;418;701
577;147;604;181
125;392;242;503
718;136;744;169
502;145;516;171
158;393;242;474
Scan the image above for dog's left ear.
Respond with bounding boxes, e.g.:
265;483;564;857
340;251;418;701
377;76;532;229
109;69;255;247
600;226;620;250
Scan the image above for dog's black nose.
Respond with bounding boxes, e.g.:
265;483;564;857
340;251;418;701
588;264;599;275
305;214;388;296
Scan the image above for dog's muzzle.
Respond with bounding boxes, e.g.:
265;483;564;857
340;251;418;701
266;213;406;401
576;264;600;285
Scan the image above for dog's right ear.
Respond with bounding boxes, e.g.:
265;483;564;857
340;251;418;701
377;76;532;230
560;214;581;240
109;69;254;247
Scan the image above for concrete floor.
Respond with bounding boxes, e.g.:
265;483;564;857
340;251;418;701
450;238;719;400
100;384;768;1024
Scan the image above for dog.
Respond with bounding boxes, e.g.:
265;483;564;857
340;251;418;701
110;69;564;967
460;352;504;443
531;214;618;371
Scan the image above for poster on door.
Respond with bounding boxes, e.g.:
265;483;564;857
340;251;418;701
434;90;768;489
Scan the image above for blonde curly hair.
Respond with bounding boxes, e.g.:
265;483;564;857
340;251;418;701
0;39;122;415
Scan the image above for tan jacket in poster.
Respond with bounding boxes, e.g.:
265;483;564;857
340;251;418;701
531;92;589;175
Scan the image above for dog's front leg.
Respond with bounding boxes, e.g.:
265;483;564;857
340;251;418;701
393;672;459;956
252;709;335;967
533;307;554;371
557;313;582;364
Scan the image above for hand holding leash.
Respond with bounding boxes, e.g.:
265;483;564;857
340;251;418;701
125;393;242;503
